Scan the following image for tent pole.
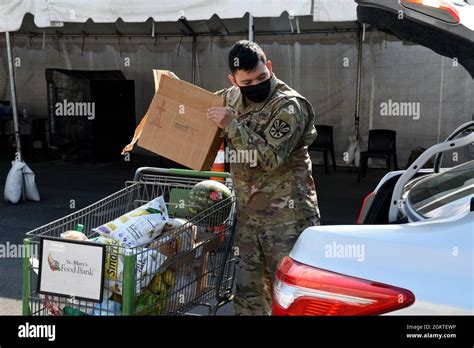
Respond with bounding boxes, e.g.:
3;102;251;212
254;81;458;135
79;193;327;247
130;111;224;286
192;35;197;84
5;32;22;161
248;15;254;41
355;26;363;141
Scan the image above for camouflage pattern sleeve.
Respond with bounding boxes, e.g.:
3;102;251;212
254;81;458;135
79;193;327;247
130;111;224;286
222;99;308;171
214;88;228;98
214;88;229;137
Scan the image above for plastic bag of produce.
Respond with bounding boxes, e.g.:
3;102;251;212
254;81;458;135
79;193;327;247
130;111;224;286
92;196;169;247
136;269;177;315
153;218;197;256
89;236;167;294
60;230;88;241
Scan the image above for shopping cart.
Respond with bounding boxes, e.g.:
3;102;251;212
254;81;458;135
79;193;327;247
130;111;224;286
22;167;237;316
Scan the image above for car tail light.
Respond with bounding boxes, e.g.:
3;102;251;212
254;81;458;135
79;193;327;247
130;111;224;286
273;257;415;316
357;191;374;224
401;0;461;24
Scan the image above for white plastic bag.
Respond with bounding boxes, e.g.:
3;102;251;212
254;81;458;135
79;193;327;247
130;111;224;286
23;163;40;201
354;142;361;168
161;218;197;254
4;160;41;203
344;136;357;165
4;160;24;204
60;230;88;241
166;267;197;310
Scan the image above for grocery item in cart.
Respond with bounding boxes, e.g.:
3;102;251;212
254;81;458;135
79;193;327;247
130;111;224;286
154;218;197;256
163;217;188;232
188;180;232;224
89;236;167;294
60;224;88;241
148;269;175;293
60;230;88;241
135;289;165;315
63;306;89;316
92;196;169;247
91;290;121;316
136;269;176;315
41;294;61;316
61;290;121;316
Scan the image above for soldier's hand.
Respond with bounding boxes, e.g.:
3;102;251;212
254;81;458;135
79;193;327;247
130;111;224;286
207;106;233;129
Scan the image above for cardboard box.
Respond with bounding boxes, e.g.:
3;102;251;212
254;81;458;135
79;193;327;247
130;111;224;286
121;70;172;155
137;74;224;171
153;69;171;92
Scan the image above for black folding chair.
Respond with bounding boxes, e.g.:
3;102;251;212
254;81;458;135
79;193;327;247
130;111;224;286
358;129;398;182
309;125;336;174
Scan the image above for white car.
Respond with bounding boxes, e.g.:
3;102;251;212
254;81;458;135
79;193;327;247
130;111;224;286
273;121;473;316
357;0;474;78
272;0;473;317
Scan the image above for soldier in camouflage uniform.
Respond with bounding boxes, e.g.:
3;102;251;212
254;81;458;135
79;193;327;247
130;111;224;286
207;40;320;315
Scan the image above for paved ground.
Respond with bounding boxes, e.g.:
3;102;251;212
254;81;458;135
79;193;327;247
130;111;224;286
0;154;389;315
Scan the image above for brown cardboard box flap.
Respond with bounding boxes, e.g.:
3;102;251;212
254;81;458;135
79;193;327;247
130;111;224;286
137;74;224;170
122;70;174;155
153;69;173;92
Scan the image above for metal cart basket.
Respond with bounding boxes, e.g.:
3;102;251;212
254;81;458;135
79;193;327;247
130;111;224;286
23;167;236;316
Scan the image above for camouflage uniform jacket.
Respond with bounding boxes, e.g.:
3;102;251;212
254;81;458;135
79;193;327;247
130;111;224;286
217;74;320;226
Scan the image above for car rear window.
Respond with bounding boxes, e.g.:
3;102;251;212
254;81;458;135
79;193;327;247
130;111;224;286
407;160;474;217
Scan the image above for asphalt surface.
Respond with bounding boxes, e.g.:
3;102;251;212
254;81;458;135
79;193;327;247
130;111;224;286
0;154;388;315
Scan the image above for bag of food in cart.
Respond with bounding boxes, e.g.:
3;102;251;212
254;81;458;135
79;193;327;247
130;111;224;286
152;218;197;256
89;236;167;294
60;230;88;241
92;196;169;247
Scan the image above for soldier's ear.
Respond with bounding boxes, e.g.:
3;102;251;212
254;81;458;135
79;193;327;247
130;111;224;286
228;73;238;87
266;61;273;75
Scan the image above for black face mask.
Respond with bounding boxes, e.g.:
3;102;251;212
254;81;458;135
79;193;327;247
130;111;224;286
238;77;272;103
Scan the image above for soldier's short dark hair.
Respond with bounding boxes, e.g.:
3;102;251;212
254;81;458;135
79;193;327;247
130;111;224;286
228;40;267;73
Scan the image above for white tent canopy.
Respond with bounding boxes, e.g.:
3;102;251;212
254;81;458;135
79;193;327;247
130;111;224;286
0;0;359;33
1;0;471;169
0;0;358;162
313;0;358;22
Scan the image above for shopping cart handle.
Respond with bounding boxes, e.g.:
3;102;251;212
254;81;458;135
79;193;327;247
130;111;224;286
133;167;231;181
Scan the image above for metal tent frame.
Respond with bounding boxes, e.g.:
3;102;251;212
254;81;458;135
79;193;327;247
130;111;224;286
0;1;365;164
